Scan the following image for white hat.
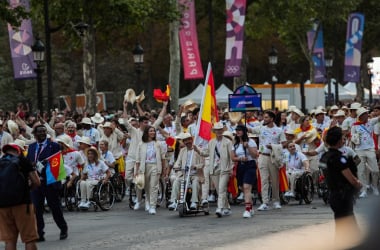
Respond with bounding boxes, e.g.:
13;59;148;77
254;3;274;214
135;90;145;103
102;121;113;128
7;120;19;135
56;134;74;149
91;113;104;124
305;129;319;144
356;107;369;118
85;146;100;159
80;117;92;125
330;105;339;110
183;99;198;112
212;122;224;130
248;133;259;138
292;108;304;117
78;136;91;146
134;173;145;190
309;109;316;115
222;131;234;141
288;105;297;112
341;105;349;110
178;132;192;140
118;118;125;125
228;112;243;123
128;117;137;123
333;110;346;117
13;139;26;150
285;129;296;135
314;109;326;116
316;106;325;111
349;102;361;110
124;89;136;104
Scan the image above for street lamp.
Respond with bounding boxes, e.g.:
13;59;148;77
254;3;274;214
268;46;278;110
132;42;144;91
367;57;374;105
32;36;45;113
325;54;334;105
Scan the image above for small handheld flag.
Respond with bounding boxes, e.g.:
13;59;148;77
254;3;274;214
45;152;66;185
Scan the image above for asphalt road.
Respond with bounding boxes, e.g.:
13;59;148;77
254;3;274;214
2;196;378;250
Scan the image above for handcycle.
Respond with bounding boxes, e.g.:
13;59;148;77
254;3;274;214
284;172;314;205
177;175;209;217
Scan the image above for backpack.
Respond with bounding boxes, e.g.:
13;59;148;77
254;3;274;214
0;155;29;208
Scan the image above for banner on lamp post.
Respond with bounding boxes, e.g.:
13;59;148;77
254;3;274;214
343;13;365;83
307;22;326;83
224;0;246;77
178;0;204;80
7;0;36;79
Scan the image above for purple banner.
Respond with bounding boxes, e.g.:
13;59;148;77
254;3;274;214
344;13;365;83
307;22;326;83
7;0;36;79
224;0;246;77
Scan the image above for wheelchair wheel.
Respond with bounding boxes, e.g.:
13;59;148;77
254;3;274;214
75;180;82;211
128;183;137;209
178;203;185;217
96;182;116;211
165;180;172;208
112;173;126;202
64;177;79;211
301;173;314;204
157;179;165;207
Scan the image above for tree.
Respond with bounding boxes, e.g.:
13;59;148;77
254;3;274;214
246;0;361;83
30;0;180;113
0;1;29;27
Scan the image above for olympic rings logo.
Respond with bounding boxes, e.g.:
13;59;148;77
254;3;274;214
226;65;240;73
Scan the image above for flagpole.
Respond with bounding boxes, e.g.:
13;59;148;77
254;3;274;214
181;62;211;210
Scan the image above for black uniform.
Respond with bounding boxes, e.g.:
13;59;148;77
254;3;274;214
321;148;357;219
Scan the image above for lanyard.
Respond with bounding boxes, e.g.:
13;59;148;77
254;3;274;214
35;140;47;162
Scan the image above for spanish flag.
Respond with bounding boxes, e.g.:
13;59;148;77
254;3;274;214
198;63;219;141
46;152;66;185
153;84;170;103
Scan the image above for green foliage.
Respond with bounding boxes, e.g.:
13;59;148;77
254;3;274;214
0;1;29;27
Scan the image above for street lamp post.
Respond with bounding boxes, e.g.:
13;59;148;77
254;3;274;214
132;43;144;92
325;54;334;105
268;46;278;111
367;57;374;105
32;37;45;113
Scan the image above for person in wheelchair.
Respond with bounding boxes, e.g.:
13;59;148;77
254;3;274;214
99;140;116;175
168;133;204;210
283;142;310;198
79;147;111;209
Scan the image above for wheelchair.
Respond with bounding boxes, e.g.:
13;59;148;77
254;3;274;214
284;172;314;205
177;177;209;217
77;180;116;211
111;168;126;202
317;165;329;204
128;178;165;209
63;176;81;211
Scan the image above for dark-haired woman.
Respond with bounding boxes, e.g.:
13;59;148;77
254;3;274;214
135;126;165;215
231;125;258;218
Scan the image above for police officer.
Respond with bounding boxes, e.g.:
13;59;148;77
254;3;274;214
321;126;362;243
28;125;68;241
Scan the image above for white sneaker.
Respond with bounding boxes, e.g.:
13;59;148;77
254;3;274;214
71;197;76;203
215;208;222;217
168;202;177;211
83;201;91;209
145;201;150;211
359;191;367;198
273;201;282;209
223;209;232;216
237;193;244;201
201;199;209;206
148;207;156;215
208;194;216;202
372;186;379;196
243;210;253;218
257;203;269;211
285;191;295;198
133;202;141;210
78;201;85;208
190;202;197;210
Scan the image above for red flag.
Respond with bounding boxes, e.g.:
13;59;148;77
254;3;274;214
227;162;238;198
279;167;289;192
153;84;170;103
198;63;219;141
